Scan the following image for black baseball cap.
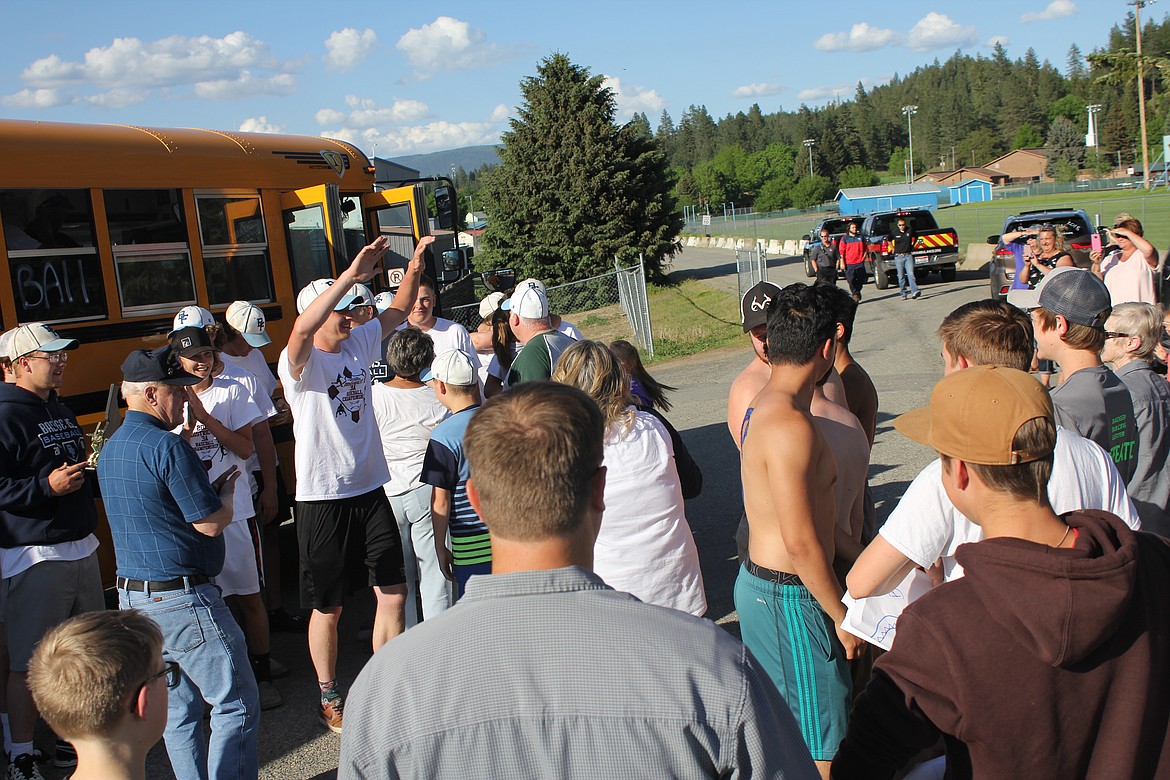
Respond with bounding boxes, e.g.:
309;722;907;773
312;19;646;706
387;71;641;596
741;281;781;332
170;326;214;359
121;346;201;385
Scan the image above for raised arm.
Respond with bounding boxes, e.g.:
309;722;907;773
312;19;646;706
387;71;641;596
375;235;435;337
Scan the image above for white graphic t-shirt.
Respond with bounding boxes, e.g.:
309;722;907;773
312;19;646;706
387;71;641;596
174;376;263;522
278;320;391;501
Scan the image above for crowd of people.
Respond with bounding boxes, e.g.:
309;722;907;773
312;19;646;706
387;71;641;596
0;210;1168;779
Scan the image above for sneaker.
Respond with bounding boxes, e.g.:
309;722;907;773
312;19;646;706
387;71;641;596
5;753;43;780
258;680;283;711
53;740;76;770
268;608;308;633
912;291;921;299
319;697;343;733
270;657;290;679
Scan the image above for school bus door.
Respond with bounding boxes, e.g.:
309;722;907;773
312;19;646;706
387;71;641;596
360;185;429;290
280;183;348;289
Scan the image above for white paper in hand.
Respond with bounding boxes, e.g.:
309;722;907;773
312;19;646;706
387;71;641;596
841;568;934;651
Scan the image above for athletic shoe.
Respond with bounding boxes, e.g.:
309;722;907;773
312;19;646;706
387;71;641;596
270;657;290;679
912;291;921;299
268;608;308;633
5;753;43;780
258;681;283;711
319;697;343;733
53;740;76;770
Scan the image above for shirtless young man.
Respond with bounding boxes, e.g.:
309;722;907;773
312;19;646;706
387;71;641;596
736;283;860;778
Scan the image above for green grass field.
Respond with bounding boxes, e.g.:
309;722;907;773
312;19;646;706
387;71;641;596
684;189;1170;252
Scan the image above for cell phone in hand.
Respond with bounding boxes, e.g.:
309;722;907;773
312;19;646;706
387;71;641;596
1091;232;1102;254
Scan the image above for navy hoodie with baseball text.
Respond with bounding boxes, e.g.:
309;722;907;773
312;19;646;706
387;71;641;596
0;383;97;547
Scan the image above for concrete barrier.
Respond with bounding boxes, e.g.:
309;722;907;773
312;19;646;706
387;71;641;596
768;240;783;256
782;240;799;256
963;243;993;270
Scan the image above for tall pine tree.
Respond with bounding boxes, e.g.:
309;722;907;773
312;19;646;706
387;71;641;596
479;54;681;284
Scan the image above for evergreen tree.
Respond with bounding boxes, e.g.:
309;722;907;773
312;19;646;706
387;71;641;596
1067;44;1086;79
1012;124;1045;149
629;112;653;140
479;54;681;284
1045;116;1086;175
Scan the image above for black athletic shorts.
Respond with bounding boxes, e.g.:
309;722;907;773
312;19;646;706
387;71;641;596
297;488;406;610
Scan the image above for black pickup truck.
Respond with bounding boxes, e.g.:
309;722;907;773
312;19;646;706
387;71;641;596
860;209;960;290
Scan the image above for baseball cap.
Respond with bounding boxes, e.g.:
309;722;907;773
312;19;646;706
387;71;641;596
502;279;549;319
373;292;395;314
895;365;1054;466
225;301;271;348
349;283;374;306
170;326;214;359
120;345;201;385
1007;267;1111;328
8;323;79;360
170;306;215;336
296;279;361;315
421;349;477;386
479;291;506;320
740;281;781;332
0;330;12;362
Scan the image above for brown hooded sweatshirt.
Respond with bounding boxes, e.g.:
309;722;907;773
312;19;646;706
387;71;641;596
833;510;1170;779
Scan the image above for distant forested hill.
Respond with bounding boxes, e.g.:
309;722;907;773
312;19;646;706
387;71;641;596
389;145;502;178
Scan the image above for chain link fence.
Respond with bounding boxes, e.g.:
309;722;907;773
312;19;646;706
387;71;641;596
734;244;769;304
442;255;654;357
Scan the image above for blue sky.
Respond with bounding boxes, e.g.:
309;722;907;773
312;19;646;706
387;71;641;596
0;1;1139;157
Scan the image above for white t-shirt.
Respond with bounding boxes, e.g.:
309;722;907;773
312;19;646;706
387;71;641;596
557;319;583;340
592;409;706;616
278;320;390;501
880;426;1141;581
398;318;481;371
221;349;280;400
371;383;448;496
174;376;264;522
218;362;277;478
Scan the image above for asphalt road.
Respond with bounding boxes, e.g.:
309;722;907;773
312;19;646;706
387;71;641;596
125;246;990;780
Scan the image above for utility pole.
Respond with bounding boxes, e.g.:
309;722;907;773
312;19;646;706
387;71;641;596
902;105;919;183
1132;1;1155;188
803;139;816;177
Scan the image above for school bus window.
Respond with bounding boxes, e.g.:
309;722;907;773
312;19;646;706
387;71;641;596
284;204;332;293
340;196;366;265
370;202;416;275
1;189;95;250
103;189;186;245
203;251;273;307
1;189;106;325
196;195;266;247
113;247;196;316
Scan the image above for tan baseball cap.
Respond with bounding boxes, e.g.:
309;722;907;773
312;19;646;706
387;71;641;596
894;365;1054;466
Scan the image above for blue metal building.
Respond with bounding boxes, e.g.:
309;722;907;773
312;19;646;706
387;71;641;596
835;183;941;216
947;179;993;205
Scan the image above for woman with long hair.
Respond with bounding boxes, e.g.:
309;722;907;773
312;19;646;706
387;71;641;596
552;340;706;615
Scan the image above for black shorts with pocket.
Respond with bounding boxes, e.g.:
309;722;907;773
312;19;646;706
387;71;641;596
297;488;406;610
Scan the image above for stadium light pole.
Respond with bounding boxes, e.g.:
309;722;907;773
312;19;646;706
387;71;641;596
803;139;816;177
902;105;919;183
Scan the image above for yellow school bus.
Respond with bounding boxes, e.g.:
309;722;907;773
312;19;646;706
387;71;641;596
0;118;431;584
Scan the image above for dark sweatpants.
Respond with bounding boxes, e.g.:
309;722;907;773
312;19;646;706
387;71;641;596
844;264;867;298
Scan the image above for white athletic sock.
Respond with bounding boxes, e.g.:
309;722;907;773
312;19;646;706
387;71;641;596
10;739;32;759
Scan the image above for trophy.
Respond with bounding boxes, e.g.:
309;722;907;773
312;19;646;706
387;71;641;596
86;421;106;470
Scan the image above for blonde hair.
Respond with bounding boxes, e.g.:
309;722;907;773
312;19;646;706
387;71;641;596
1037;225;1066;254
551;340;635;435
28;610;162;740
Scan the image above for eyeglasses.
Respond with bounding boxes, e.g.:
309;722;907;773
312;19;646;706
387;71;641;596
22;352;68;365
138;661;181;694
1105;332;1133;340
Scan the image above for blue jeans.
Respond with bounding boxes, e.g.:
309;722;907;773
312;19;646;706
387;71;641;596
895;254;919;296
120;581;259;780
388;485;452;627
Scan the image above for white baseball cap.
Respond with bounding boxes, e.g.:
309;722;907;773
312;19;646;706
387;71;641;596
421;349;477;386
373;292;395;314
170;306;215;336
349;283;374;306
225;301;271;348
0;330;13;362
479;291;506;320
502;279;549;319
8;323;79;360
296;279;361;314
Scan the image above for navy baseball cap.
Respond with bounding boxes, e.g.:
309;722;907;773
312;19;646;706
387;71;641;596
121;346;201;385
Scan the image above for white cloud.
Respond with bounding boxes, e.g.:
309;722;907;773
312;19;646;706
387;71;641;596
814;23;902;52
325;118;504;156
732;82;785;99
986;35;1011;48
490;103;509;122
395;16;509;78
84;88;145;108
1021;0;1077;23
601;75;665;118
908;13;979;52
324;28;378;70
193;71;296;100
239;116;285;134
1;87;72;108
798;84;852;102
12;31;298;106
316;108;346;125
